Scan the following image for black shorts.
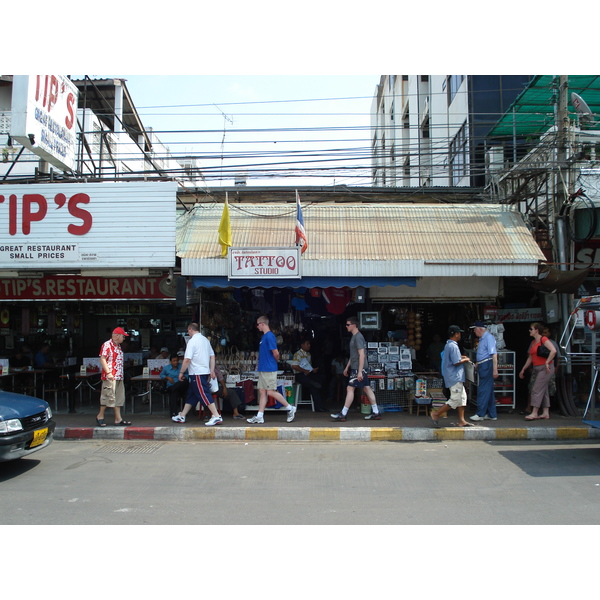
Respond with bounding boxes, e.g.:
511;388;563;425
348;369;369;388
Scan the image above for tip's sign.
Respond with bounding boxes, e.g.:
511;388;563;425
10;75;78;172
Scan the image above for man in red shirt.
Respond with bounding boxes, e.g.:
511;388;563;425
96;327;131;427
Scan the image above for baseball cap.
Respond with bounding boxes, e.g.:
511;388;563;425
160;347;169;353
448;325;464;336
113;327;129;336
177;350;184;357
469;320;487;329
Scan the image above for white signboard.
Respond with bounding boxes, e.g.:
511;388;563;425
10;75;79;172
0;182;177;269
496;307;543;323
228;247;300;279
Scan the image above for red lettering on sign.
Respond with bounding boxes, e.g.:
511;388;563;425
22;194;48;235
65;93;75;129
9;194;17;235
67;193;93;235
47;76;59;113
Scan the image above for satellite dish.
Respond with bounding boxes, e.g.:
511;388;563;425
571;92;595;128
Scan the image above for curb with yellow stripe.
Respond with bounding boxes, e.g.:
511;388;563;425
55;425;600;442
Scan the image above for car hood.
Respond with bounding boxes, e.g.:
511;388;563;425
0;391;49;420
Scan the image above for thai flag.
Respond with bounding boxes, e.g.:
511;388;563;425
295;190;308;254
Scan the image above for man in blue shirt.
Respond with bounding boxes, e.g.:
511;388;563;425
469;320;499;422
160;355;188;417
431;325;473;427
247;316;297;424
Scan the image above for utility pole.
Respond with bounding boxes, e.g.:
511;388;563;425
553;76;578;415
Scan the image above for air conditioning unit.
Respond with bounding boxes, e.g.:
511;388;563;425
485;146;504;186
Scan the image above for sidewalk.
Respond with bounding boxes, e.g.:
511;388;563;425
52;404;600;443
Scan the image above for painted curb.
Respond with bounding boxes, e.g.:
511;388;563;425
54;425;600;442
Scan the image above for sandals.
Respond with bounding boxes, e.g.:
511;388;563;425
114;420;132;426
96;418;106;427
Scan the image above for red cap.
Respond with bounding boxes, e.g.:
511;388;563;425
113;327;129;336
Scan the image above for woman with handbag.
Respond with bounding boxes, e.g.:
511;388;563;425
518;322;557;420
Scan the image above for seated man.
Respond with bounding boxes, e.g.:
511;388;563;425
160;355;189;418
34;343;54;368
291;339;327;412
214;366;245;419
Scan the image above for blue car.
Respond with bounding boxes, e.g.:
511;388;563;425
0;390;56;462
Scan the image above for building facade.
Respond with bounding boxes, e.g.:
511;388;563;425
371;75;532;188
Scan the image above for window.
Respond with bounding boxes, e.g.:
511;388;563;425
449;123;468;185
446;75;465;105
421;116;430;139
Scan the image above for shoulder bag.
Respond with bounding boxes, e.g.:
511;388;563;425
537;337;551;358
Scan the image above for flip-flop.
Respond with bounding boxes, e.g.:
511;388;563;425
114;420;132;426
430;417;440;428
96;418;106;427
451;422;476;427
525;416;539;421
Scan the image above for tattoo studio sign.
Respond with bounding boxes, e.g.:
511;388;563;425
228;247;300;279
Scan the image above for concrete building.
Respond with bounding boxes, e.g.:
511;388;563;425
371;75;532;188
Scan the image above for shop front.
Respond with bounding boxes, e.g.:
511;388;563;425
0;181;180;385
177;201;546;407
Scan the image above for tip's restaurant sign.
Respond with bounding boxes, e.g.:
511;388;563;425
0;275;176;301
0;182;177;269
10;75;79;172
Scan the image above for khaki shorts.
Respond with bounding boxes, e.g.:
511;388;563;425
100;379;125;407
257;371;278;391
446;382;467;409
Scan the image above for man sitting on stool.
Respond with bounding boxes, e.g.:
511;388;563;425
160;355;189;418
292;339;327;412
214;366;246;419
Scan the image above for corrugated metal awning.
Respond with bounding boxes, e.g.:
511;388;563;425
177;203;545;278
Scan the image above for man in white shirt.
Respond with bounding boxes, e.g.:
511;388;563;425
172;322;223;426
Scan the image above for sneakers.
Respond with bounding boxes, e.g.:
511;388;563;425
287;405;297;423
331;412;347;422
172;414;185;423
484;416;497;420
470;414;484;421
205;415;223;427
364;412;382;420
247;415;264;424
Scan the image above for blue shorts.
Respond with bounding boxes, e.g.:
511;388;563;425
348;369;369;388
186;374;214;408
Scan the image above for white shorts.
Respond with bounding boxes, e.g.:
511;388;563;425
446;382;467;409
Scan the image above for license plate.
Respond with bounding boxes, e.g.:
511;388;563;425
30;428;48;448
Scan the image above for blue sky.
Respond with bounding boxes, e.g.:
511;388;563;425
119;75;380;187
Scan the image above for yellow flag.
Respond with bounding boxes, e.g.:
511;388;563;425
218;197;232;257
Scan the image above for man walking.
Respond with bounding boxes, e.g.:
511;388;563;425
96;327;131;427
247;316;297;424
430;325;474;427
469;320;499;422
172;322;223;426
331;316;380;422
